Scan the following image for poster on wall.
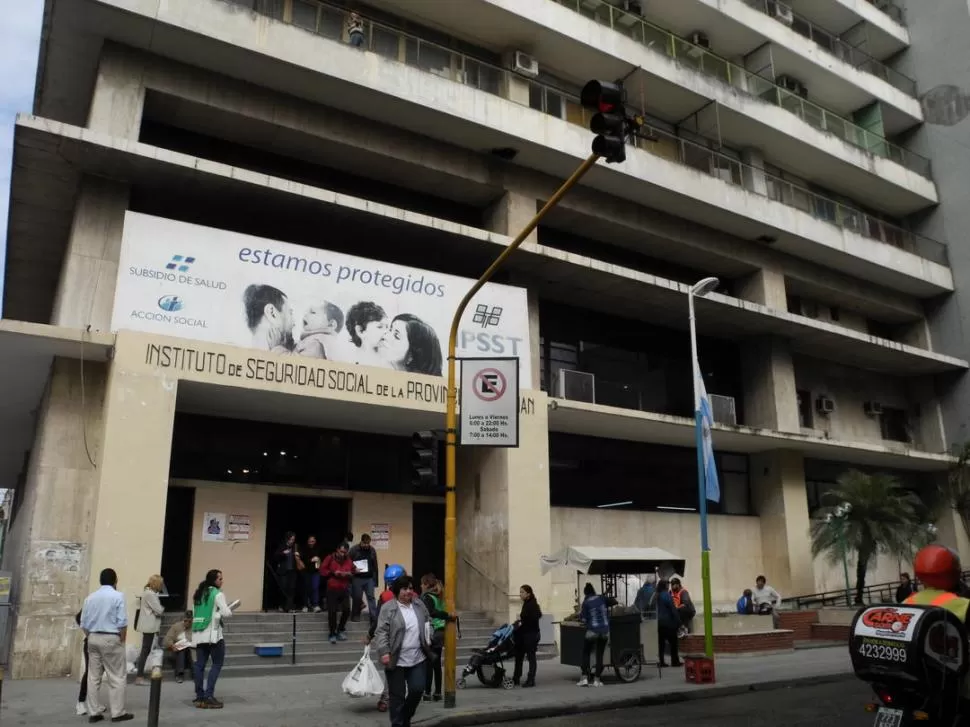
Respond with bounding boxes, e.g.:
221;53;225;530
111;212;533;386
227;514;252;541
202;512;227;542
371;523;390;550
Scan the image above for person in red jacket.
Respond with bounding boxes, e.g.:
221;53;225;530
321;542;354;644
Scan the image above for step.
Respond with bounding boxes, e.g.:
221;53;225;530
221;623;498;638
213;649;558;678
224;644;557;668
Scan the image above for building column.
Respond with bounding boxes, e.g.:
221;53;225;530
86;43;147;139
741;336;800;433
50;177;130;332
736;264;786;311
740;148;769;197
936;508;970;567
908;376;947;453
749;450;814;597
456;393;550;624
3;359;108;678
484;191;538;247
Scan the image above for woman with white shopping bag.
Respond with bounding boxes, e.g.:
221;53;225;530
375;575;433;727
133;575;165;686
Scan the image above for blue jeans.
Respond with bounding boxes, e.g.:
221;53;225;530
352;578;376;621
305;572;321;608
349;31;364;48
386;660;427;727
194;640;225;701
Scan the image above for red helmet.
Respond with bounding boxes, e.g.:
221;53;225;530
914;545;961;590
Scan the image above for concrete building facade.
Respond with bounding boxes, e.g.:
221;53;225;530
1;0;968;677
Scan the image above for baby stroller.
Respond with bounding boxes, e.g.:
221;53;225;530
456;623;517;690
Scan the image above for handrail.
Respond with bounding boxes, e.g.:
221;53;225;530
550;0;931;178
230;0;947;266
459;552;517;599
740;0;916;96
783;570;970;608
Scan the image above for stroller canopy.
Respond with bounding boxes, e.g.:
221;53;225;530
539;546;686;577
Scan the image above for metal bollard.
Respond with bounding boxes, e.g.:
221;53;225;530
147;666;162;727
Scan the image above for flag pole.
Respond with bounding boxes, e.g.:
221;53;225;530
689;277;719;660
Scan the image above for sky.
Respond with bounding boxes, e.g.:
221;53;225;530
0;0;45;312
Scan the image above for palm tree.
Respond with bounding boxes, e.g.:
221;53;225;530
810;469;932;604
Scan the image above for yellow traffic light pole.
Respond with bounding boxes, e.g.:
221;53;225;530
442;152;601;707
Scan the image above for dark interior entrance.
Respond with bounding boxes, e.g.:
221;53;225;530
263;494;350;611
411;503;445;584
159;486;196;612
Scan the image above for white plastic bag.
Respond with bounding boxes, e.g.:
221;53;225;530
146;647;164;671
125;645;139;675
341;646;384;698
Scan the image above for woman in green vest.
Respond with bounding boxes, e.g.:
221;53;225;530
420;574;453;702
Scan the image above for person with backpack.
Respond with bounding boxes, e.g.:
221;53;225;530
191;569;233;710
420;574;454;702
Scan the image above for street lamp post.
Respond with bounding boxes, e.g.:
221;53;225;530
825;502;852;606
688;276;719;660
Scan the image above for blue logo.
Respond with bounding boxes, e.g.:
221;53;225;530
158;295;184;312
166;255;196;273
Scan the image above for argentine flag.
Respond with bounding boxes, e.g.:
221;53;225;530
694;367;721;504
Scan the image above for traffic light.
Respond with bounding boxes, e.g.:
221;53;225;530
581;80;628;164
411;431;438;489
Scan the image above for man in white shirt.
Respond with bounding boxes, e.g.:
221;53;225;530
752;575;782;614
79;568;134;723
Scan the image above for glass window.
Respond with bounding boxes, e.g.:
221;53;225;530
291;0;317;31
373;26;400;60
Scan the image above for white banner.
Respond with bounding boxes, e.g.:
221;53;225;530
111;212;533;385
459;357;520;447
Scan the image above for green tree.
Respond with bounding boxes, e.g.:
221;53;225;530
810;469;931;604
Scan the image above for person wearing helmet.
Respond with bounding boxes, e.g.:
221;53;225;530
904;544;970;620
367;565;406;713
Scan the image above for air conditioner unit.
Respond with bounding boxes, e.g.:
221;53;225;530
774;2;795;25
513;50;539;78
709;394;737;426
864;401;884;417
816;396;836;415
777;74;807;98
556;369;595;404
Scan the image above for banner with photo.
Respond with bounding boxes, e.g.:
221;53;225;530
111;212;533;386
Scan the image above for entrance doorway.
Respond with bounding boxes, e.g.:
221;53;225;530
159;486;196;612
411;503;445;584
263;494;350;611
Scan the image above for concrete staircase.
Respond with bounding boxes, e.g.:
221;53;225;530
161;611;557;678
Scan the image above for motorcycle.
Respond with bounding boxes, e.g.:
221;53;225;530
850;604;969;727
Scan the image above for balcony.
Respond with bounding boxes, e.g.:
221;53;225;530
219;0;943;268
740;0;915;96
551;0;927;174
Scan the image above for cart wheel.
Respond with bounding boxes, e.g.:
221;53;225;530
457;678;467;689
614;651;642;683
476;663;505;688
502;676;516;690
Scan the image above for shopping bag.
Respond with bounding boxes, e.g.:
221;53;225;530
146;646;164;671
341;646;384;698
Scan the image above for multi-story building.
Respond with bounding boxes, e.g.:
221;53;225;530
2;0;968;677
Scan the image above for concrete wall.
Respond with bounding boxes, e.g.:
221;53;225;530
548;506;764;620
793;354;941;449
896;0;970;451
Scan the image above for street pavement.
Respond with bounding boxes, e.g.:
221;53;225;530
0;646;855;726
477;679;877;726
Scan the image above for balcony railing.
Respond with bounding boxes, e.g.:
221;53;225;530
741;0;916;96
230;0;948;267
550;0;931;179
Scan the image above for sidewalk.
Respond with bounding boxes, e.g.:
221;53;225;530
0;647;854;727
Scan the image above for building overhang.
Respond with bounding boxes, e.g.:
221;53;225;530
549;398;955;472
0;321;114;494
6;116;965;379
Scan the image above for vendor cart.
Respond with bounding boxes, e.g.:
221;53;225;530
541;546;686;684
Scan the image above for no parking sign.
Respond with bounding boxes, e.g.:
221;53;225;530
459;357;519;447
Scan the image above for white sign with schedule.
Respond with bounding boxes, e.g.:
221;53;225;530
459;357;519;447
